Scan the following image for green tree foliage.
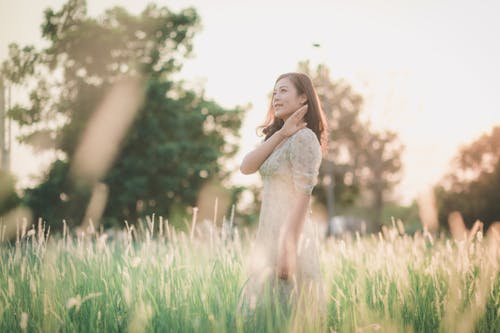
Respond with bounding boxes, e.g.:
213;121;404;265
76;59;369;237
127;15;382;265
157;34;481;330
0;171;20;215
2;0;244;228
435;125;500;231
299;61;403;229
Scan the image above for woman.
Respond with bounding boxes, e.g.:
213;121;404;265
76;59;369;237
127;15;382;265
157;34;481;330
239;72;328;327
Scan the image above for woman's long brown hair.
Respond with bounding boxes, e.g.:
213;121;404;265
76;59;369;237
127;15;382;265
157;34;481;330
257;72;328;155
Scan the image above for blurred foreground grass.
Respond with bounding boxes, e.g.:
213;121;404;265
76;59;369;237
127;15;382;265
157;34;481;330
0;216;498;332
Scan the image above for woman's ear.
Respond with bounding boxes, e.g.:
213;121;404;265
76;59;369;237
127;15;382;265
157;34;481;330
300;95;308;105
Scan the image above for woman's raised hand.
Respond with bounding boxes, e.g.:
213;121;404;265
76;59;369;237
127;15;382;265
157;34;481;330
278;104;308;138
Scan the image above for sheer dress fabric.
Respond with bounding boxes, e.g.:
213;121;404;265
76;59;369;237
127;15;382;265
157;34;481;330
240;128;326;316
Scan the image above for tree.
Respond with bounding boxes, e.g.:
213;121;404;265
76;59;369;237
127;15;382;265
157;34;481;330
360;130;404;229
299;61;403;230
298;62;365;215
2;0;245;229
435;126;500;231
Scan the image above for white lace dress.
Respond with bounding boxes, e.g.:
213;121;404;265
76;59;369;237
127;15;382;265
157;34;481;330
241;127;326;315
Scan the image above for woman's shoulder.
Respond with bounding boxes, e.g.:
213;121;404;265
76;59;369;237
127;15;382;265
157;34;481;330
290;127;319;146
288;127;322;165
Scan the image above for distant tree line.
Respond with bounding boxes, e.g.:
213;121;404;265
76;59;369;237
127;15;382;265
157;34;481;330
435;125;500;231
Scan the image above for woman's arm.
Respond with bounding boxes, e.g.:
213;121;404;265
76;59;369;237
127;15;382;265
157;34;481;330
239;129;287;175
239;105;308;175
277;192;310;280
285;192;311;243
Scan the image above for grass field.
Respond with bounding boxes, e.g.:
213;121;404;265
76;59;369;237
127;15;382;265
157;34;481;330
0;216;498;332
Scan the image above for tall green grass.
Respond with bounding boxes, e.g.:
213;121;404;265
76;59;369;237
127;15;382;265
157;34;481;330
0;216;498;332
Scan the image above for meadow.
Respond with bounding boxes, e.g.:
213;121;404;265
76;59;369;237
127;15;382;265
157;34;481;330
0;215;498;333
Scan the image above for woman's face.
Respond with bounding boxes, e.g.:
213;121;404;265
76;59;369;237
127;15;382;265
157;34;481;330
272;77;306;120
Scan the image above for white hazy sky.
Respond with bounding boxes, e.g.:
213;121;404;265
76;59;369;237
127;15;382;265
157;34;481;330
1;0;499;204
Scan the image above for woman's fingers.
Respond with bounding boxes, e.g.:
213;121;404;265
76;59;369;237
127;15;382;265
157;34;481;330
294;104;308;118
279;105;308;137
289;107;307;127
289;106;306;120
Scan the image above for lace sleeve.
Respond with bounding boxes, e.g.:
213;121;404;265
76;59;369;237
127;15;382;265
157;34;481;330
288;129;322;195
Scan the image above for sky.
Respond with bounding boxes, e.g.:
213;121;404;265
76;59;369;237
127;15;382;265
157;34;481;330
1;0;499;204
